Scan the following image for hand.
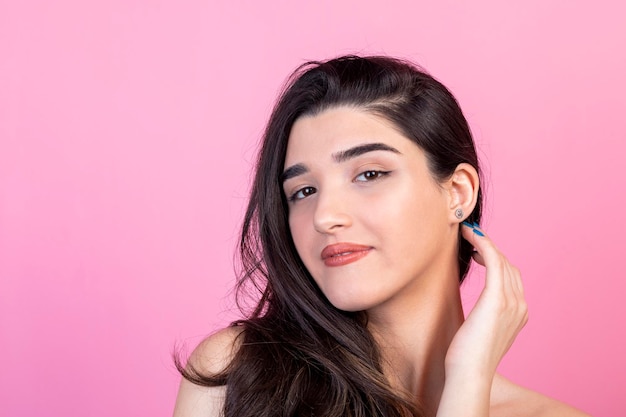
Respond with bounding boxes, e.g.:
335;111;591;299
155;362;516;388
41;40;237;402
445;223;528;380
436;223;528;417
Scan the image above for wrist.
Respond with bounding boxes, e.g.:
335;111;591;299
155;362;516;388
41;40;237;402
436;370;493;417
444;352;498;382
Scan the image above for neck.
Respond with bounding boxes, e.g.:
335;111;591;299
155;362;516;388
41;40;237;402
367;271;465;416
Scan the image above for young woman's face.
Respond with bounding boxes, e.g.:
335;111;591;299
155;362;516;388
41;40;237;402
282;107;458;313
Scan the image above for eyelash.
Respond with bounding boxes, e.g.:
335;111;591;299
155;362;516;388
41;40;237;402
287;170;391;202
287;186;316;202
354;170;390;182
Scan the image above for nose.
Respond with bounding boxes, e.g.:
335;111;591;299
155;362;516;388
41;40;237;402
312;189;353;234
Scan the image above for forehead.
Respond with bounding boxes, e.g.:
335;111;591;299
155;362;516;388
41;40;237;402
285;106;415;166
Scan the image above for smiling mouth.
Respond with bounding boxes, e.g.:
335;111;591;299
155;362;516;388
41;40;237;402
321;243;372;267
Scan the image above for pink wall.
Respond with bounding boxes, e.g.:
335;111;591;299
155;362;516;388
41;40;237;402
1;1;623;415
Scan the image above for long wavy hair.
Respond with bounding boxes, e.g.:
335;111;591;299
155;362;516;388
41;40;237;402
178;55;482;417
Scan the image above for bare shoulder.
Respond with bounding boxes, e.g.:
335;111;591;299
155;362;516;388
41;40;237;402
187;325;244;375
490;373;592;417
173;326;244;417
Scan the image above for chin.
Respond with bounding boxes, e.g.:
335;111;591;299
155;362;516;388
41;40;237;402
324;292;381;313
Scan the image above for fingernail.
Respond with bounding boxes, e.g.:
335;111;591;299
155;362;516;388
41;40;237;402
472;222;480;228
462;221;473;228
473;228;485;237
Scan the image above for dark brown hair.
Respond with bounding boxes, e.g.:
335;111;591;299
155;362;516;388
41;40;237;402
178;55;482;417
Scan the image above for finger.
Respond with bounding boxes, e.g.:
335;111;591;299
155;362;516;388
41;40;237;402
508;263;525;296
471;250;485;266
506;263;529;327
461;222;510;293
502;258;517;301
461;222;501;269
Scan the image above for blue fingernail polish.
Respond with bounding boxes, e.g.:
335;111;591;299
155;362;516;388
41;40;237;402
462;221;473;228
472;222;480;228
473;228;485;237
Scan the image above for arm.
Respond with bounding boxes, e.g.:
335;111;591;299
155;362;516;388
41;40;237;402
437;223;528;417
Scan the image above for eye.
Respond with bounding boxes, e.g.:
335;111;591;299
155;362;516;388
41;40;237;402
354;170;390;182
288;186;317;202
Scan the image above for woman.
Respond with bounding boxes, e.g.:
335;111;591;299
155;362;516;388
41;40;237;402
174;56;590;417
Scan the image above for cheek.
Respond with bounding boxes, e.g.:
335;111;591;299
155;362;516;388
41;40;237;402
368;184;447;246
288;211;312;259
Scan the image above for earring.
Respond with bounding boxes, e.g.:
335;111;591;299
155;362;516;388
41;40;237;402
455;208;464;219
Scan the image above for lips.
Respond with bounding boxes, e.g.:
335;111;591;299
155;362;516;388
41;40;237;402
320;243;372;267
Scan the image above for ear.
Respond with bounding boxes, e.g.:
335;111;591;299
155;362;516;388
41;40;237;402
444;163;479;224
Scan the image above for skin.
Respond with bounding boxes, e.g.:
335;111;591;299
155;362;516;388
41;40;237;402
174;107;592;417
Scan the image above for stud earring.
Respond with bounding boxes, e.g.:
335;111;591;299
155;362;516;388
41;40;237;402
455;208;464;219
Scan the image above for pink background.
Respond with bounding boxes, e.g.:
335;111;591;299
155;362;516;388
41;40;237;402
1;1;624;415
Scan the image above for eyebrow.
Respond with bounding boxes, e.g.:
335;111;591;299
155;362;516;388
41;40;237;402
281;142;401;183
332;142;401;163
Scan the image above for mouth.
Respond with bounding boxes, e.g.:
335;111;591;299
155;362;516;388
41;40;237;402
321;243;372;267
